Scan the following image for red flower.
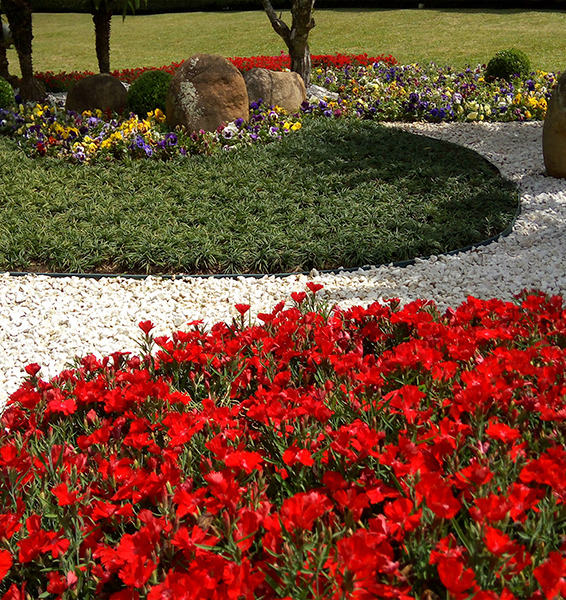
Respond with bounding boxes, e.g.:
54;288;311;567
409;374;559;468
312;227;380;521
282;444;314;467
0;511;22;540
224;450;264;474
533;551;566;599
507;483;544;522
172;525;219;561
52;482;79;506
46;571;68;595
291;291;307;304
437;557;477;594
483;525;514;555
416;471;461;519
235;303;251;315
1;583;26;600
138;320;155;334
0;549;12;582
280;491;333;531
485;419;521;444
24;363;41;377
46;389;77;416
471;492;511;523
306;282;324;293
204;470;243;514
384;497;422;540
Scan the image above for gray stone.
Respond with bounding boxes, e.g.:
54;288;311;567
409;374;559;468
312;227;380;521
243;68;306;113
306;84;339;103
543;71;566;178
65;74;127;115
166;54;249;133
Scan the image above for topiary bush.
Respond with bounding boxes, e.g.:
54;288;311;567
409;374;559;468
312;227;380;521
0;76;14;108
485;48;531;81
127;69;172;117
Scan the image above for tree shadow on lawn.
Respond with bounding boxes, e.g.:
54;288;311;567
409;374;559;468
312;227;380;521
264;118;519;265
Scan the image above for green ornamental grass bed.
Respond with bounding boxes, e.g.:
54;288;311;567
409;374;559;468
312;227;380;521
0;119;518;276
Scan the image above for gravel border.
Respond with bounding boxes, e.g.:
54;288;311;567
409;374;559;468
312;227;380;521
1;121;564;411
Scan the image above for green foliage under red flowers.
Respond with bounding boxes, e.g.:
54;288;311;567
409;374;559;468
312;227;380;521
1;286;566;599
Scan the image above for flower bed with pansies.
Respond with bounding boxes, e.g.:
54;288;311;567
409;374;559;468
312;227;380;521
1;286;565;598
0;53;557;163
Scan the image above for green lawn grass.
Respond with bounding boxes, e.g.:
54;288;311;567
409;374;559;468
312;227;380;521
0;119;517;276
10;8;566;77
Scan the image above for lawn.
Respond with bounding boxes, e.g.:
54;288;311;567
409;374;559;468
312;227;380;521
10;8;566;76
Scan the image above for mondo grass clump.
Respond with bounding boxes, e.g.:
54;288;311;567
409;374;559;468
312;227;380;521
1;287;565;598
0;119;518;275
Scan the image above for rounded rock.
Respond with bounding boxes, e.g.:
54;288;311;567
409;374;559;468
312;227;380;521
65;74;127;115
543;72;566;178
166;54;249;133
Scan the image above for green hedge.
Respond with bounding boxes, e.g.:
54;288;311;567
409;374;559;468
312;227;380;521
27;0;566;13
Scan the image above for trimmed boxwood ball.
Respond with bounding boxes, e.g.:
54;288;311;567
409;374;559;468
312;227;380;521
0;76;14;108
127;69;172;117
485;48;531;81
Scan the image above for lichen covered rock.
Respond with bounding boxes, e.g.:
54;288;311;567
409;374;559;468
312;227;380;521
166;54;249;133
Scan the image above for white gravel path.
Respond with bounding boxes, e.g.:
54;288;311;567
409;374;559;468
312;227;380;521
0;121;564;411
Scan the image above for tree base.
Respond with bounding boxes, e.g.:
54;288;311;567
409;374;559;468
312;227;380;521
18;76;45;102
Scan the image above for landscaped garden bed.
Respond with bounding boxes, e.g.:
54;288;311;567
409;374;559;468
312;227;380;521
0;53;538;276
0;118;519;275
3;54;554;165
0;52;564;599
1;286;565;598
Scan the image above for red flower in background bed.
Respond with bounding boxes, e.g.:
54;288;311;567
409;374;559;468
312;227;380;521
35;53;398;90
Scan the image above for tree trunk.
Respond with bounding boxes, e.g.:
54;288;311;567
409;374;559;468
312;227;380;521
261;0;315;86
17;52;44;100
92;7;112;74
0;17;13;83
288;37;311;85
2;0;44;101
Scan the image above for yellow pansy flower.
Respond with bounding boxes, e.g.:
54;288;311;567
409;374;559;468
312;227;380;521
153;108;166;123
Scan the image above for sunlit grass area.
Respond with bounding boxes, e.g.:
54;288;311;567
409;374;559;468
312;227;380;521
14;8;566;76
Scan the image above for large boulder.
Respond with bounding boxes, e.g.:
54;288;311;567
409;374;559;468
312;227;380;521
65;74;127;115
543;71;566;178
166;54;249;133
243;68;307;113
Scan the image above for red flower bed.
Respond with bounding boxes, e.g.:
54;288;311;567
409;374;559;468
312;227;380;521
35;53;397;91
1;287;565;599
228;52;397;73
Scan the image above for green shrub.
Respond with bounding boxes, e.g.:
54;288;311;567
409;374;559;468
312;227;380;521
485;48;531;81
127;69;172;117
0;76;14;108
